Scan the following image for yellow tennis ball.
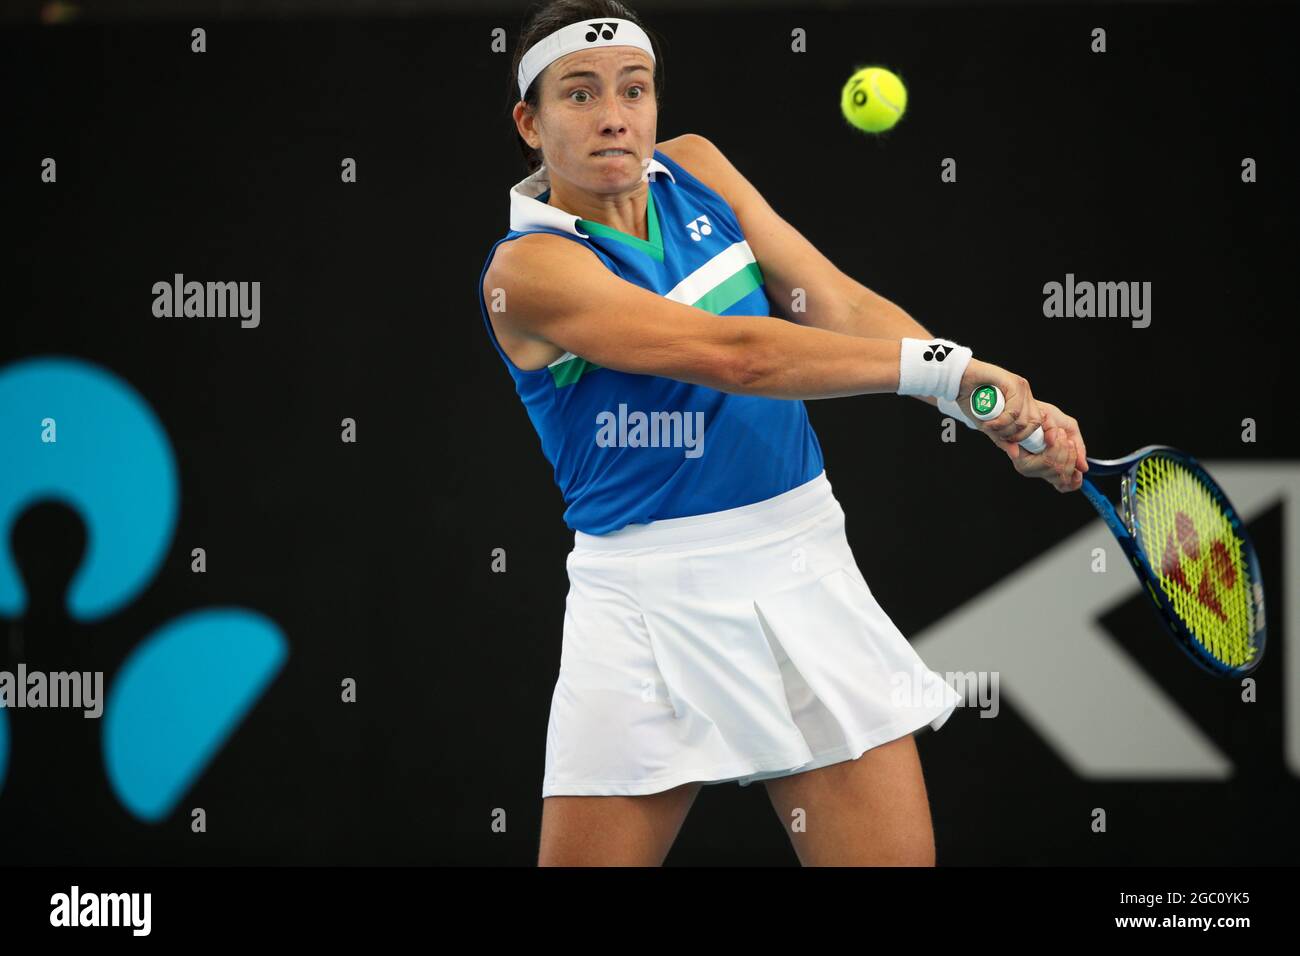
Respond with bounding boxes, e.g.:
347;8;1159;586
840;66;907;133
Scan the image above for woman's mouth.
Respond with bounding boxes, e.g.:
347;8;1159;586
592;149;632;158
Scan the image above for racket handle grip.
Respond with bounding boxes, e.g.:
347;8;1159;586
968;384;1046;453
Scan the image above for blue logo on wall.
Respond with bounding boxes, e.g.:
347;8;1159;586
0;356;287;822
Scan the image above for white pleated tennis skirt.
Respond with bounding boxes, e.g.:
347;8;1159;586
542;469;961;798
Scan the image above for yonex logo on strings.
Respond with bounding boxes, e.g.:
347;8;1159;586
1160;513;1244;625
584;21;620;42
686;216;713;241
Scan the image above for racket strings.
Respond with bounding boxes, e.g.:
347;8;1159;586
1129;456;1258;668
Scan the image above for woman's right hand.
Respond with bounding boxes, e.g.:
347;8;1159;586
955;358;1045;459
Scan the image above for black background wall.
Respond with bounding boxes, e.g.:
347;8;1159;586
2;1;1296;865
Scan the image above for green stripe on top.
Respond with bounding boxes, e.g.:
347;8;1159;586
545;235;765;389
549;355;601;387
691;261;764;314
576;187;663;262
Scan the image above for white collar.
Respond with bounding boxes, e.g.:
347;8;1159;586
508;157;677;237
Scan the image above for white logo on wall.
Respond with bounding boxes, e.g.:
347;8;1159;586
914;461;1298;780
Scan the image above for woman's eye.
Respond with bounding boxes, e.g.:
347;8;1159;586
568;86;645;104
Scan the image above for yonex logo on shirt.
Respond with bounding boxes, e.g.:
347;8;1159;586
595;403;705;458
685;215;713;241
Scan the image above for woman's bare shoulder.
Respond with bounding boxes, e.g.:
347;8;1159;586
485;231;595;289
656;132;712;162
482;234;613;370
654;134;738;209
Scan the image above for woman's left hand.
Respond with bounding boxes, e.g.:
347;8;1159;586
985;400;1089;492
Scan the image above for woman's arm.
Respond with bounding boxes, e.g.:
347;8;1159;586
659;134;922;337
658;133;941;406
657;133;1088;488
486;233;1039;434
485;233;913;400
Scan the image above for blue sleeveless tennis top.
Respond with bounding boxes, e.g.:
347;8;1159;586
477;147;824;535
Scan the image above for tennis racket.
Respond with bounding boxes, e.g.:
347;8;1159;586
968;384;1267;678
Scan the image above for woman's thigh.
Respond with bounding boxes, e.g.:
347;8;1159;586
762;734;936;866
538;782;703;866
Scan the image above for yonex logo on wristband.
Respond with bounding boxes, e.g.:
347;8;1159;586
897;336;971;400
971;385;999;417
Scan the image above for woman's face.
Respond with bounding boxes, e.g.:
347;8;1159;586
522;45;657;191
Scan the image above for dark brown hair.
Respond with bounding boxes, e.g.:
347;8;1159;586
509;0;666;174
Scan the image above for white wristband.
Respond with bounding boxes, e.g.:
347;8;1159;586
897;337;972;401
937;395;980;429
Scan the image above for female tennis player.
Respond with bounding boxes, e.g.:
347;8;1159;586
478;0;1089;866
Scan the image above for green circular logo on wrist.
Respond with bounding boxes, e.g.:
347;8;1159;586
971;385;998;418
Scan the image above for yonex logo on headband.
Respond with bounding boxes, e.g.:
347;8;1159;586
517;17;656;101
585;21;620;42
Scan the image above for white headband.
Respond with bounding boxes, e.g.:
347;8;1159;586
517;17;655;101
